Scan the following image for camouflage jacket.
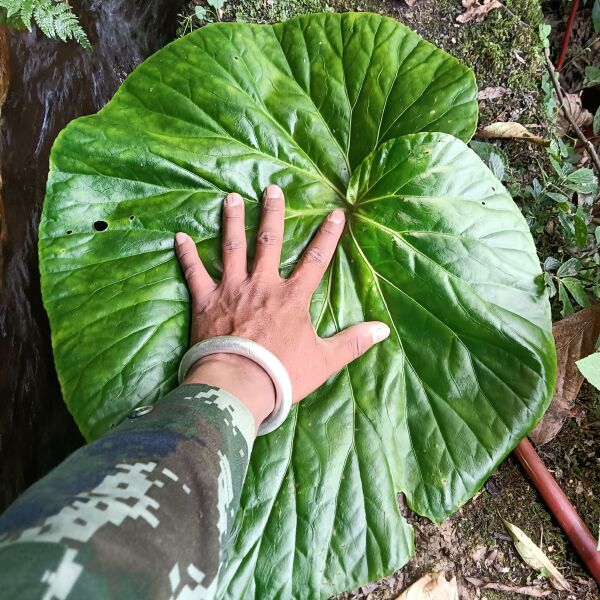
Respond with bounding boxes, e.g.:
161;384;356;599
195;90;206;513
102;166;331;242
0;384;255;599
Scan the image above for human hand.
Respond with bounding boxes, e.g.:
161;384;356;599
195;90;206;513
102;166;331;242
175;185;390;431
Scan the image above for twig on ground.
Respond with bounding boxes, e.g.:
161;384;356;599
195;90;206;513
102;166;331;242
544;48;600;191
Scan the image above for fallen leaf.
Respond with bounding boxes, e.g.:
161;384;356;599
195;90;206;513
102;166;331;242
530;305;600;444
465;577;552;597
457;0;502;23
404;0;416;5
477;86;509;100
501;518;571;591
478;122;549;145
395;572;458;599
514;50;527;64
557;93;594;137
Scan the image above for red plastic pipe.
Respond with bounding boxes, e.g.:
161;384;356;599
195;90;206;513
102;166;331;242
556;0;580;71
514;438;600;584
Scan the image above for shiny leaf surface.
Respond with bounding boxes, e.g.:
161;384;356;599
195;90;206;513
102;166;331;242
39;12;555;599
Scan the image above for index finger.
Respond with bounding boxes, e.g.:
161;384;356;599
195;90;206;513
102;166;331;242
175;232;217;306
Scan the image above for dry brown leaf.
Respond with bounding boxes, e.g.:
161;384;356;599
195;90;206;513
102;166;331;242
478;122;549;145
477;86;509;100
395;572;458;599
531;305;600;444
465;577;552;597
456;0;502;23
556;92;594;137
501;519;571;591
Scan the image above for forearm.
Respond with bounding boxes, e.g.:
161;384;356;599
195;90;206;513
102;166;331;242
0;384;255;600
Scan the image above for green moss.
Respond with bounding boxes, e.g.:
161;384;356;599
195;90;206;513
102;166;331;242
450;0;543;93
226;0;331;23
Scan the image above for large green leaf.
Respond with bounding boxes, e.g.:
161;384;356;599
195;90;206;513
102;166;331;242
39;12;555;599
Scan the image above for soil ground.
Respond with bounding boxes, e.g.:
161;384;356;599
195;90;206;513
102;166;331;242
183;0;600;597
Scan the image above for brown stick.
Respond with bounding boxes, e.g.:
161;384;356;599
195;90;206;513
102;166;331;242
544;48;600;180
514;438;600;584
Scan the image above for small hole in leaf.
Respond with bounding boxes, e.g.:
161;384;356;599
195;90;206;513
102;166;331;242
481;202;486;205
93;220;108;232
234;56;239;60
129;215;134;221
66;230;72;235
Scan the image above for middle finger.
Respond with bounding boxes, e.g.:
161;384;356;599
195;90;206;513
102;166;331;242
251;185;285;278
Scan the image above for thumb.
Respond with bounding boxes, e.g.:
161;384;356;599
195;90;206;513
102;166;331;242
324;321;390;374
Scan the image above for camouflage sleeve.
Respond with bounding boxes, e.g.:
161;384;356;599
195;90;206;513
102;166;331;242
0;384;255;600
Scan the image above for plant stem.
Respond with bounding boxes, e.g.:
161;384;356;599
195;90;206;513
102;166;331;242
561;35;600;71
556;0;580;71
544;48;600;201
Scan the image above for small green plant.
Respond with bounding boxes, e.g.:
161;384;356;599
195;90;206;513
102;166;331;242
0;0;89;48
584;66;600;136
591;0;600;33
177;0;227;36
576;350;600;392
520;139;598;317
177;0;333;35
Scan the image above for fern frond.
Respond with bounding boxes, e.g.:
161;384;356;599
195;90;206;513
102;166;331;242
0;0;25;18
32;0;90;49
0;0;89;48
20;0;33;26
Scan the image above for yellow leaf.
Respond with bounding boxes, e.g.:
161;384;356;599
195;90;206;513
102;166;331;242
479;122;549;145
501;518;571;591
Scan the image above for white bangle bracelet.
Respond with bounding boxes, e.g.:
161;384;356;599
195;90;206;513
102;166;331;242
178;336;293;436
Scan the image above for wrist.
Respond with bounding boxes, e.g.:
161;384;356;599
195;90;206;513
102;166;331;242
183;352;276;433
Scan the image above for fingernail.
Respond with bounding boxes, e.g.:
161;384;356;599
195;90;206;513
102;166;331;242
265;184;282;200
328;209;345;224
175;232;187;246
371;324;390;344
225;193;241;207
